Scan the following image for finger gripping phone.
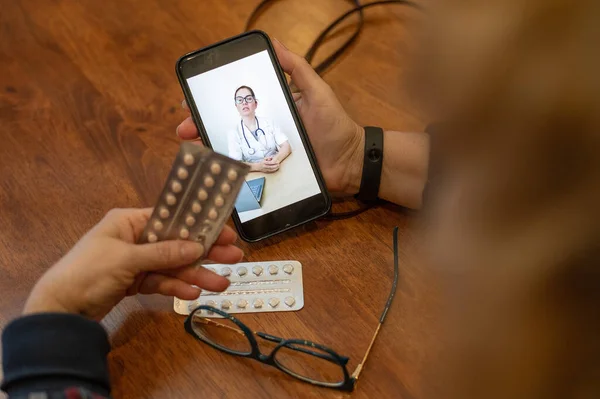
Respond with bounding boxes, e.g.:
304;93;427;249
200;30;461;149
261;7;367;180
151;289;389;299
176;31;331;242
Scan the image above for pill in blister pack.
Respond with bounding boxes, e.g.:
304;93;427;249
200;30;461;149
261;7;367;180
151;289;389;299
173;261;304;317
138;142;249;258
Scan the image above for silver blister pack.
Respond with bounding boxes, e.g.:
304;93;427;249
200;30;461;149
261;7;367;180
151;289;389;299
173;261;304;317
138;142;249;258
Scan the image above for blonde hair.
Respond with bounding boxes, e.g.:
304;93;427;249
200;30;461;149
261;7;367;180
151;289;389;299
421;1;600;398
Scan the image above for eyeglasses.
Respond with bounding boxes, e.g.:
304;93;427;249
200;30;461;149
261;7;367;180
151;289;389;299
235;95;256;105
184;227;400;392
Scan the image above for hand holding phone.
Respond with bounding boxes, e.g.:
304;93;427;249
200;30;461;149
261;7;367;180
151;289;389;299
177;38;367;201
176;31;331;241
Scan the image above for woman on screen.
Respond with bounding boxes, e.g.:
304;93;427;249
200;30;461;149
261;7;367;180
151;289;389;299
227;85;292;173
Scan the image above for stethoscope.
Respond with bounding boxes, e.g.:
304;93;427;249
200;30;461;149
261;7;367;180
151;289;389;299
240;117;266;155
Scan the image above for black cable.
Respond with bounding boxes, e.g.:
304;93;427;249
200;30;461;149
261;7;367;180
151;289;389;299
321;202;374;221
245;0;365;76
245;0;422;76
303;0;364;75
312;0;422;74
245;0;422;219
244;0;281;32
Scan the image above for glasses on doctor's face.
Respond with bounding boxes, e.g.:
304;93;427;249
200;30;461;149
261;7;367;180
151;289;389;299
235;95;256;105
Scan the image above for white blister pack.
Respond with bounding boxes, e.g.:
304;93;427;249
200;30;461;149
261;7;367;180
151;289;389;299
174;261;304;317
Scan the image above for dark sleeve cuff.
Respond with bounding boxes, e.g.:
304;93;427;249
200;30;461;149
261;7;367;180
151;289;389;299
1;313;111;397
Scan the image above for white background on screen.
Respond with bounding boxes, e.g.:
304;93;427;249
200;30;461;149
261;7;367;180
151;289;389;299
187;50;304;156
186;50;321;223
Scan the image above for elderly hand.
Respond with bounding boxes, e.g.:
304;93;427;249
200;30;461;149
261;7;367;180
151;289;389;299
23;208;243;321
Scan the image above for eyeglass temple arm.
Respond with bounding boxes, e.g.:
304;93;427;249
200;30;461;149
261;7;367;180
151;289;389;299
256;332;347;363
351;226;400;380
351;323;382;379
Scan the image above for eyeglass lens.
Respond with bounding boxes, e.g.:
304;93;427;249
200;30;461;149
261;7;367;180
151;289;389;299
274;343;345;384
190;313;344;384
191;315;252;355
235;95;255;104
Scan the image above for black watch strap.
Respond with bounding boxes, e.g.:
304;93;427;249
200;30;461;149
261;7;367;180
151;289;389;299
356;126;384;203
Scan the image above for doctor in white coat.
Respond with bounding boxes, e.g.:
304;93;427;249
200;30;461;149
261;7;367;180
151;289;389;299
227;85;292;173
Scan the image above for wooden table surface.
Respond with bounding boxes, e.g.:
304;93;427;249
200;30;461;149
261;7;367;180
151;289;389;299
0;1;433;398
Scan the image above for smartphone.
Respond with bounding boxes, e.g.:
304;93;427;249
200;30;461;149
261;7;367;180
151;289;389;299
176;31;331;242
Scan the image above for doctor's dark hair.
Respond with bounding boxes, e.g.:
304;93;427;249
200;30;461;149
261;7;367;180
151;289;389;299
234;85;256;100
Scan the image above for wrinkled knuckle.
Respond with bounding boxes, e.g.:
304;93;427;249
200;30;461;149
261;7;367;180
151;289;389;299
125;245;139;265
155;241;175;264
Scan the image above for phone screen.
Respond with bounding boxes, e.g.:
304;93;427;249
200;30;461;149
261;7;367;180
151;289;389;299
184;50;322;224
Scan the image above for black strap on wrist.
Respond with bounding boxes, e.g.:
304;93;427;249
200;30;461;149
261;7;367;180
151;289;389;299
356;126;384;203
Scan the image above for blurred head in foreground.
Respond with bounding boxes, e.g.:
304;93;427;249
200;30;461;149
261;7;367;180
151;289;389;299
416;1;600;398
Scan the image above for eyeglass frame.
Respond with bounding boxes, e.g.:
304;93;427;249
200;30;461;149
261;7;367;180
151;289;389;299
234;95;256;105
185;306;356;390
183;226;400;392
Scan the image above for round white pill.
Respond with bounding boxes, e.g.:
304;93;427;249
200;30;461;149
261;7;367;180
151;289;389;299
197;189;208;201
183;153;194;165
199;223;212;234
159;207;170;219
206;300;216;314
191;201;202;213
210;162;221;175
252;266;263;276
227;169;238;181
237;266;248;277
179;228;189;239
177;167;188;180
166;193;177;205
214;195;225;208
220;267;232;277
237;299;248;309
204;176;215;188
188;301;200;312
269;298;280;308
221;183;231;194
147;232;157;243
153;221;163;231
221;300;232;310
208;209;218;220
171;181;182;193
268;265;279;275
285;297;296;307
185;215;195;226
254;299;264;309
283;264;294;274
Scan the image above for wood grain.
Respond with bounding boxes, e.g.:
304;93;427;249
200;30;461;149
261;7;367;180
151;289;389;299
0;1;432;398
